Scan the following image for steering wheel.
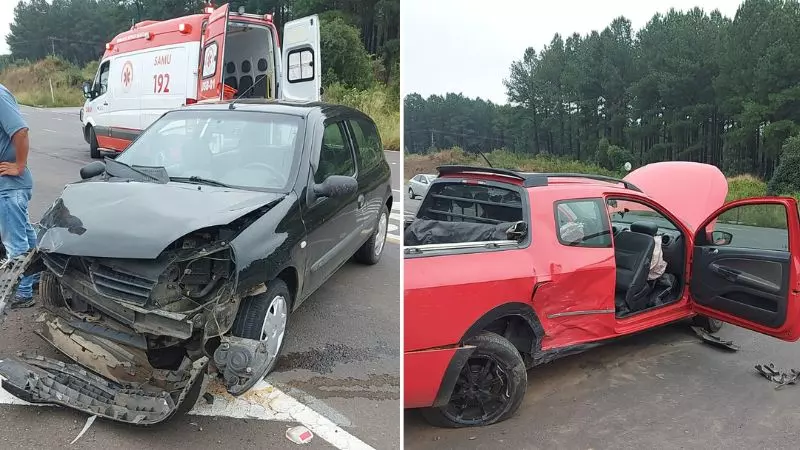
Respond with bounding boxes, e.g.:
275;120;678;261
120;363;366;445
241;162;285;183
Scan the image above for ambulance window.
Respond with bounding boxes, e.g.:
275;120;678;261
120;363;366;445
96;61;110;95
316;122;355;182
287;48;314;83
202;42;218;78
349;119;382;168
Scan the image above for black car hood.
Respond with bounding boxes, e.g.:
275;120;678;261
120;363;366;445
37;180;284;259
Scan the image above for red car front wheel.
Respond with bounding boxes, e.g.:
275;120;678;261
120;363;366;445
421;331;527;427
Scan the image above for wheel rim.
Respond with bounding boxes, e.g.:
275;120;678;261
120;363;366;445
443;354;511;425
260;294;288;363
374;211;388;257
408;188;413;198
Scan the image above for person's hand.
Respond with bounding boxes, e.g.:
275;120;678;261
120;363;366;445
0;162;23;176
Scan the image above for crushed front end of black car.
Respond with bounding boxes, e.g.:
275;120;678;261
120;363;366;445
0;181;288;425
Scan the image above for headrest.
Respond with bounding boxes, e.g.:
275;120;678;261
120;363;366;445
630;221;658;236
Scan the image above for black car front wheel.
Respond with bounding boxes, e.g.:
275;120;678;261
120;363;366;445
420;331;527;428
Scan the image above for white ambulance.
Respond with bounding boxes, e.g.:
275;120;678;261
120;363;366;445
80;3;321;158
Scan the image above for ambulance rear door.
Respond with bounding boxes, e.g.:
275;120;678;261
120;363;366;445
280;14;321;102
198;4;230;101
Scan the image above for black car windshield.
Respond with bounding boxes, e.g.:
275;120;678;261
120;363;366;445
115;110;304;191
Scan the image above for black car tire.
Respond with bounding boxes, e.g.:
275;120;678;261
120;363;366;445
39;271;65;308
408;188;414;199
231;278;292;376
89;126;101;159
354;203;389;265
420;331;527;428
692;315;724;333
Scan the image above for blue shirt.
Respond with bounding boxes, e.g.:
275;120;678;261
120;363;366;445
0;83;32;192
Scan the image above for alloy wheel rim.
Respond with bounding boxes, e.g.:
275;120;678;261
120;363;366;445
443;354;511;424
374;211;388;256
260;294;288;364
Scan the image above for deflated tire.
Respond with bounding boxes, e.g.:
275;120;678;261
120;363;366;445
421;331;527;428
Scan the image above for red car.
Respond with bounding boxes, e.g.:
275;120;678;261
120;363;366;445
403;162;800;428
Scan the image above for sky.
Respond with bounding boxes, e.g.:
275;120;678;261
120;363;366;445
401;0;743;105
0;0;19;55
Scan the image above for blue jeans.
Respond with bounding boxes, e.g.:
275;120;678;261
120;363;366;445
0;189;40;299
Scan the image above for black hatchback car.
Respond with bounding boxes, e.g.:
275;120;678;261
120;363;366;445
0;100;393;424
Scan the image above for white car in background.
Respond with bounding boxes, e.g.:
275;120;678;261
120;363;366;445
408;174;436;199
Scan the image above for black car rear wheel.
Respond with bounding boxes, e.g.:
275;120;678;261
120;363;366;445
420;331;527;428
354;203;389;265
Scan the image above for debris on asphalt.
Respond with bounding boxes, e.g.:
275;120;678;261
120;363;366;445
285;425;314;444
189;422;203;431
690;326;740;351
69;414;97;445
754;363;800;389
203;392;215;404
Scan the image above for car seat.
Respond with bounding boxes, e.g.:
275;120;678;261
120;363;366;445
614;221;658;313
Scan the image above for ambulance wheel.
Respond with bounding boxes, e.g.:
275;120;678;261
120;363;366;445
89;126;101;159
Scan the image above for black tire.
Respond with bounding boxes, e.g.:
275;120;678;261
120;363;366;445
230;279;291;376
420;331;527;428
354;203;389;265
89;126;101;159
39;271;65;308
692;315;723;333
408;188;414;199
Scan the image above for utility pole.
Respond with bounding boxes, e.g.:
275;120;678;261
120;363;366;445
49;37;55;56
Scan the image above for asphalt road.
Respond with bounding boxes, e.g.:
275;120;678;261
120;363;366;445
402;179;800;449
0;106;400;450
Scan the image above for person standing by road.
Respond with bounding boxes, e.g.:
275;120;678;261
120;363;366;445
0;83;38;308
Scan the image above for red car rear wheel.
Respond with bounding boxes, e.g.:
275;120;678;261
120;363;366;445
420;331;527;427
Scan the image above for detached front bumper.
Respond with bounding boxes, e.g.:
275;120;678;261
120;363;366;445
0;308;208;425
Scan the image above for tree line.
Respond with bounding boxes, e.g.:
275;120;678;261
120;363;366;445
404;0;800;179
6;0;399;88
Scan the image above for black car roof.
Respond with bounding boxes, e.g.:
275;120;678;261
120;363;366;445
178;99;371;121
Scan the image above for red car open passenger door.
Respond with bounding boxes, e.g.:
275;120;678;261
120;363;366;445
198;3;230;101
690;197;800;341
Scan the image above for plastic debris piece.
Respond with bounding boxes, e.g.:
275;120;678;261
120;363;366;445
203;392;215;404
755;363;800;389
690;326;739;351
285;425;313;444
70;414;97;445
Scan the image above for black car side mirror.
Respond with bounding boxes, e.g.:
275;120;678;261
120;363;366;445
80;161;106;179
711;230;733;246
313;175;358;198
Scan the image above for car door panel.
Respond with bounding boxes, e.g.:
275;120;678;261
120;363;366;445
347;118;388;239
300;121;359;298
690;197;800;341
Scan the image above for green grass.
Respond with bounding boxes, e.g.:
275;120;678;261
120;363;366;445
324;82;400;151
409;148;800;229
0;56;95;107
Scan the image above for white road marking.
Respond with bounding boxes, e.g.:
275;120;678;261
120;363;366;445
0;375;375;450
392;189;400;193
42;129;56;133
